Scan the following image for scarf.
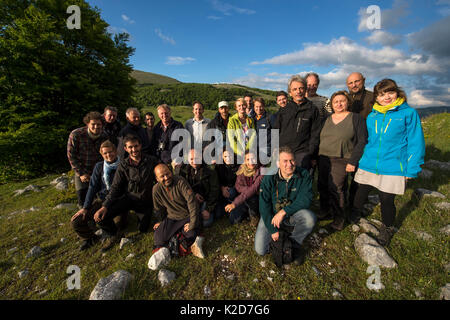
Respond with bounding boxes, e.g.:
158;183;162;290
103;157;120;190
236;164;258;177
373;97;404;114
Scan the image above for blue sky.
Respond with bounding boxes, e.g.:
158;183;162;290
87;0;450;107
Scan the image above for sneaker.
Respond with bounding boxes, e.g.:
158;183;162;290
101;233;122;252
79;235;100;251
376;225;395;247
190;236;205;259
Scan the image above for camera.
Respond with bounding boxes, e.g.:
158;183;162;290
275;198;292;213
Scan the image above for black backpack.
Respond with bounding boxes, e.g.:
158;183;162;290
269;229;293;267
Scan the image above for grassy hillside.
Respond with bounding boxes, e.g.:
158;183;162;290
0;113;448;300
131;70;181;85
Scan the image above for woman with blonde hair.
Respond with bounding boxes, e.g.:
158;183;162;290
350;79;425;246
227;98;257;160
225;151;263;225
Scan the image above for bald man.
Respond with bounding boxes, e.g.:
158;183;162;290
346;72;374;119
152;164;205;258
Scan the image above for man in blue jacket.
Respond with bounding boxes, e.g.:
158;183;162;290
71;140;124;251
255;146;317;265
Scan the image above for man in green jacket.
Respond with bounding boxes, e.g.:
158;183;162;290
255;146;316;265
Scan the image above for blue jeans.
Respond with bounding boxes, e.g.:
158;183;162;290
254;209;317;256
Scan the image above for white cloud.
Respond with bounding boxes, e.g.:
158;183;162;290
165;56;196;65
155;29;176;45
365;30;402;47
409;89;449;107
408;16;450;58
207;15;223;20
209;0;255;16
121;14;135;24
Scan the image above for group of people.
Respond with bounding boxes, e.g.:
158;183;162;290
67;71;425;266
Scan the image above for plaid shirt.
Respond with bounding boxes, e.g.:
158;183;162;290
67;127;108;176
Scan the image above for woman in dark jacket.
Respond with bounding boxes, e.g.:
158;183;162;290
317;90;368;231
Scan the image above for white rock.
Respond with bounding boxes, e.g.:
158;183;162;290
26;246;42;259
53;203;77;210
439;225;450;236
332;289;344;299
60;238;67;243
204;285;212;297
55;181;69;191
434;202;450;210
226;274;235;281
158;269;176;287
119;238;131;250
414;231;433;241
259;261;266;268
125;253;135;261
267;277;273;282
354;233;397;268
425;160;450;171
418;169;433;179
358;218;380;236
89;270;133;300
369;219;383;228
439;283;450;300
352;224;361;233
148;247;171;271
415;188;446;199
50;175;67;185
18;270;29;278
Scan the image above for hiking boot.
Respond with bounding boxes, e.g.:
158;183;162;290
376;225;395;247
79;235;100;251
292;247;306;266
101;233;123;252
330;216;345;231
190;236;205;259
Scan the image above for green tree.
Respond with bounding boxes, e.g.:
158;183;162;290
0;0;136;182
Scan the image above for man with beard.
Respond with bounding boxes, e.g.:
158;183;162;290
346;72;374;119
93;135;159;251
117;108;151;157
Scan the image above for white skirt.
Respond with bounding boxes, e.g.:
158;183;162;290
354;168;405;195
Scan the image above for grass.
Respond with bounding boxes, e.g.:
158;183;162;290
131;70;181;85
0;113;449;300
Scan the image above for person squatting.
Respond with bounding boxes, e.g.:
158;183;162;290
68;73;425;267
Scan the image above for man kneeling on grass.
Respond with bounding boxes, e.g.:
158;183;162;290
150;164;205;259
71;140;126;251
255;146;317;265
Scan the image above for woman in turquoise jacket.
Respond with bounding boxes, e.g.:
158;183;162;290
350;79;425;246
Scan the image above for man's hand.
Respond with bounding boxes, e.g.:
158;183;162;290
183;223;190;233
80;174;90;183
271;232;279;242
71;208;87;222
221;186;230;198
93;207;107;223
271;209;287;229
153;222;161;230
346;164;356;172
195;193;205;203
224;203;236;213
201;210;210;221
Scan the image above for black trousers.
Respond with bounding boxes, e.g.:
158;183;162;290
294;152;312;171
153;217;197;248
353;183;396;227
318;156;349;219
100;196;152;234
